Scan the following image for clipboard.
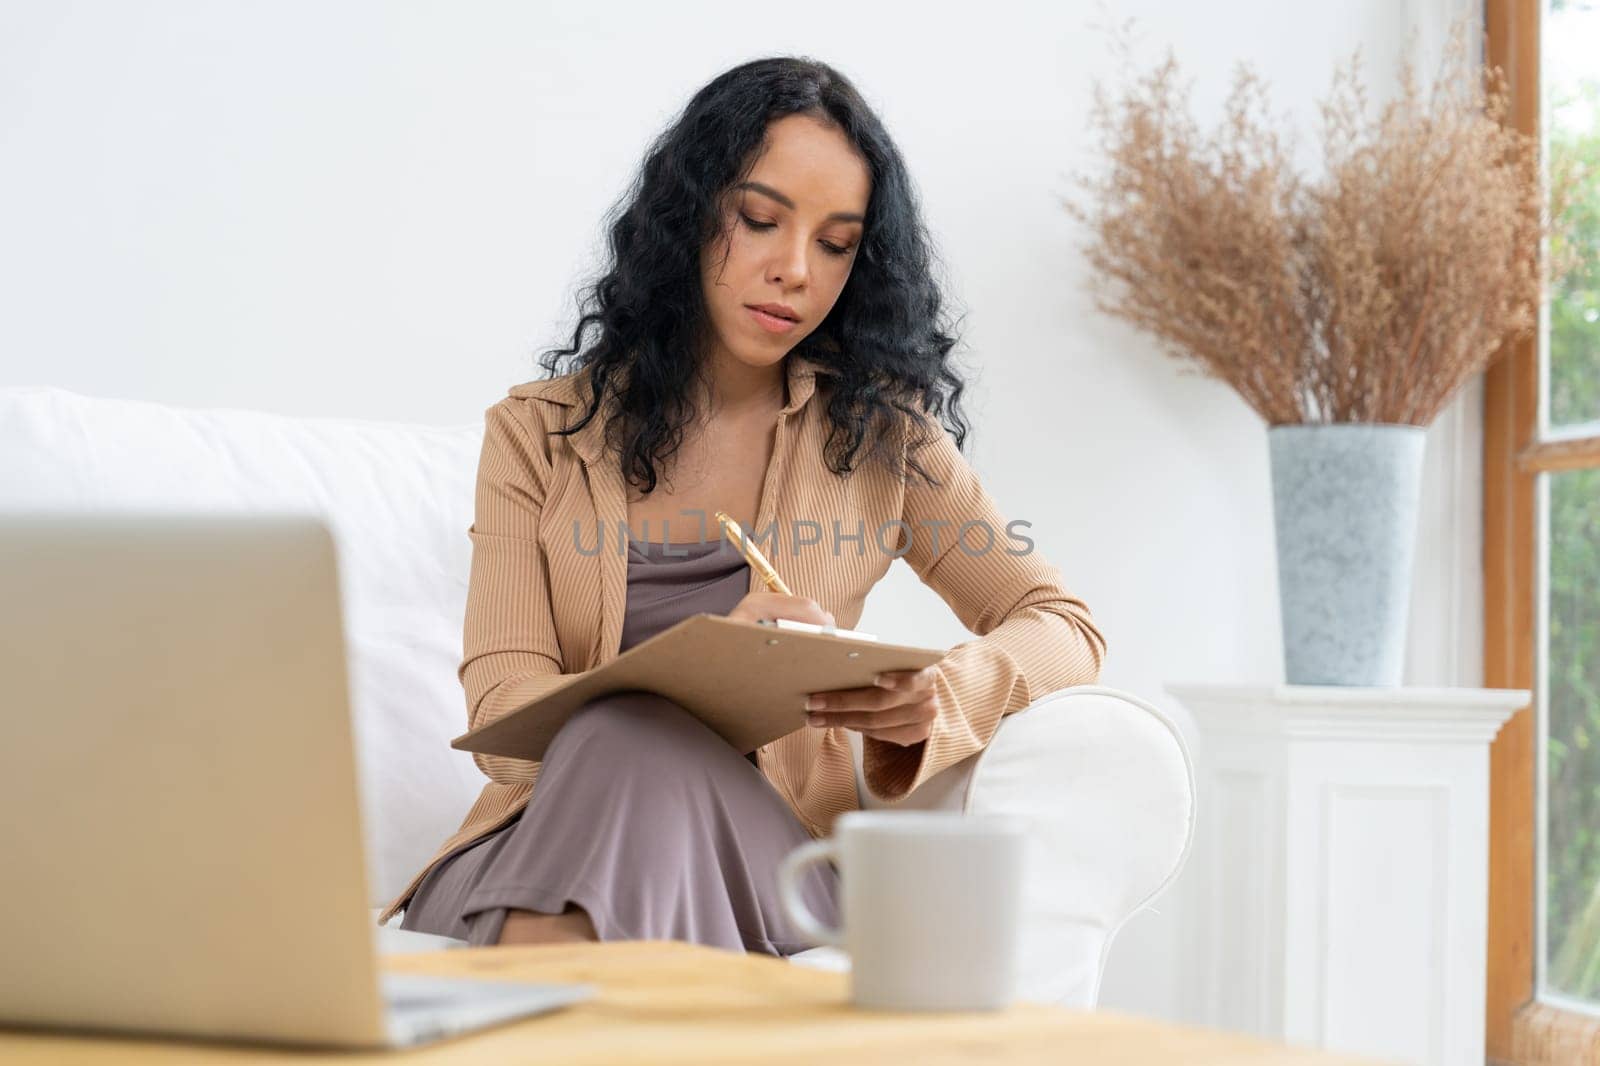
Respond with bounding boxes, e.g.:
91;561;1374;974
451;613;947;763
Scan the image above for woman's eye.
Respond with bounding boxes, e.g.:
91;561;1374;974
740;213;855;258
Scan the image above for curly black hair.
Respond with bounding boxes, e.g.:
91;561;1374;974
535;55;972;495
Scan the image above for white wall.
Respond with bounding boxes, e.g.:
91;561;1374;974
0;0;1484;1024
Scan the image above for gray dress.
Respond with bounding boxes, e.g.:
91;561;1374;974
397;535;843;955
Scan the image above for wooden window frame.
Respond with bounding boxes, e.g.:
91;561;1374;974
1485;0;1600;1060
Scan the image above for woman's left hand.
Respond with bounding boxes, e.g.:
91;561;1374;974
804;664;941;746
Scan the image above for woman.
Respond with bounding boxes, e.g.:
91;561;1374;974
382;56;1107;954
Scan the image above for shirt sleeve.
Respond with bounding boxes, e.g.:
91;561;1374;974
457;398;584;786
860;411;1109;802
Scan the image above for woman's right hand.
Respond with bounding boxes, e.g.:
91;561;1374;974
728;591;835;628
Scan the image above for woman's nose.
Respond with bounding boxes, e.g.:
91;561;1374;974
767;238;809;288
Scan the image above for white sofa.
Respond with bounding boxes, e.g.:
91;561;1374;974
2;385;1196;1008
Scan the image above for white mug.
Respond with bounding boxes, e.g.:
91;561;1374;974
777;810;1028;1011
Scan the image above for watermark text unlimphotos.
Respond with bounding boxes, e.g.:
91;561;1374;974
570;509;1036;558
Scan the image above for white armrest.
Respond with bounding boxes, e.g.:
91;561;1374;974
843;685;1196;1007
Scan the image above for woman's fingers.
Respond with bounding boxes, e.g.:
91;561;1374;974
730;592;834;627
804;683;900;713
805;664;937;711
857;722;932;746
873;665;938;690
807;695;937;731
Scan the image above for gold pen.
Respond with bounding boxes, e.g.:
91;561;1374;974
714;511;793;596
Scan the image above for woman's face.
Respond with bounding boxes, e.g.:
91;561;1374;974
699;113;871;379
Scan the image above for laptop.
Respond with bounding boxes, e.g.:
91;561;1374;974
0;511;595;1050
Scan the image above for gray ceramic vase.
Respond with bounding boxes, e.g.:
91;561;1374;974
1267;424;1427;686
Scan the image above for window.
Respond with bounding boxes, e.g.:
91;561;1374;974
1485;0;1600;1057
1539;0;1600;1013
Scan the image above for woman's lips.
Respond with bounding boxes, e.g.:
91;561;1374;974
746;306;798;333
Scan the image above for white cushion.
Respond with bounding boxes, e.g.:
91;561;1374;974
1;386;490;905
959;687;1194;1007
844;686;1195;1006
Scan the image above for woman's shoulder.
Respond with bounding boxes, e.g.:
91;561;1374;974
505;369;587;408
478;370;596;479
495;368;598;447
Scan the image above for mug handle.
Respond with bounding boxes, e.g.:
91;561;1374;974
776;839;845;948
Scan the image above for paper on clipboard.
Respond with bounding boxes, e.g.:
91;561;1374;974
452;612;944;764
756;618;878;641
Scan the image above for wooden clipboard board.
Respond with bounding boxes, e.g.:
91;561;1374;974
452;613;947;763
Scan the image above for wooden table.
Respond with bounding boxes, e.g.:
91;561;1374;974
0;940;1388;1064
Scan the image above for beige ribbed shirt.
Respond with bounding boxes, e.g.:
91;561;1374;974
378;352;1107;924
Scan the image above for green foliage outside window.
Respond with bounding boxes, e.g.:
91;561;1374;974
1543;71;1600;999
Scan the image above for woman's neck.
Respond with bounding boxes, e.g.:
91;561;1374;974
692;353;787;420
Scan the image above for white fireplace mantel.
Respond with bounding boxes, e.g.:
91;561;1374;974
1165;682;1528;1066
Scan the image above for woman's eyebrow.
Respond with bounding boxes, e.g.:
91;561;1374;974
735;181;865;224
